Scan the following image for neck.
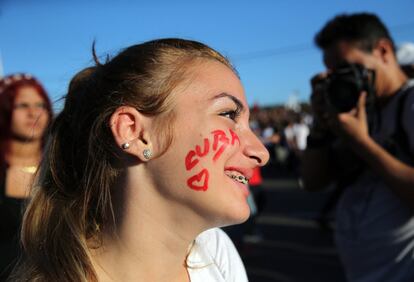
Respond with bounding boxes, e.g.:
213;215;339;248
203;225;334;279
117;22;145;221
378;68;408;103
5;139;42;166
91;170;205;282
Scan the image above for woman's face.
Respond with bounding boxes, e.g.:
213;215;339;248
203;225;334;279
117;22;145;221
147;60;269;227
10;86;49;141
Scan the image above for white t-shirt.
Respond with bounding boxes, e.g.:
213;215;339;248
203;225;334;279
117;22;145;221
293;123;309;150
187;228;248;282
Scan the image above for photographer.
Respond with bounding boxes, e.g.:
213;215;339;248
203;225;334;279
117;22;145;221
301;13;414;281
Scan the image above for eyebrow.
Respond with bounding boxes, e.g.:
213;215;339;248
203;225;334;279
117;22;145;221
211;92;245;112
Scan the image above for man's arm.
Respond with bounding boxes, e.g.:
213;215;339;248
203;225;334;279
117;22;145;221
351;135;414;207
338;92;414;208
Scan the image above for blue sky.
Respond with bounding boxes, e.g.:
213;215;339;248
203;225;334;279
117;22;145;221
1;0;413;109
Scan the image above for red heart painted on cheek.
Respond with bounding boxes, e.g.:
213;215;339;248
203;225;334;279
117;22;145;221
187;169;209;191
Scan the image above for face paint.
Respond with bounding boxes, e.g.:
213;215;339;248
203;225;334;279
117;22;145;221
195;138;210;157
185;151;199;171
229;129;240;145
211;129;230;162
185;138;210;171
185;129;240;191
187;169;209;191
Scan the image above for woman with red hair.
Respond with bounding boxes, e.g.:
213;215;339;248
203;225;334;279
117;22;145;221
0;73;52;280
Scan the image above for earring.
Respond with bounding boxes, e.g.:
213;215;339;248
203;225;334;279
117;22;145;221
121;143;130;150
143;149;152;160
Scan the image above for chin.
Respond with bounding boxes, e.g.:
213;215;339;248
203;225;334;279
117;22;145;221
233;207;251;224
218;203;251;228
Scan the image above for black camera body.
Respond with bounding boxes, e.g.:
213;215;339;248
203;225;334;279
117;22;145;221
310;63;378;184
322;63;376;113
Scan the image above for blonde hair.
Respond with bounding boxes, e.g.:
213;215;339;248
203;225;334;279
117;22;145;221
13;38;234;282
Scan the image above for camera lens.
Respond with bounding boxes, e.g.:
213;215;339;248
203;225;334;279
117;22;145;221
327;78;361;112
324;63;372;113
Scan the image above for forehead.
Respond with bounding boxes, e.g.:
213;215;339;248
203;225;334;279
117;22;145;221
323;41;369;70
174;60;247;106
15;86;43;102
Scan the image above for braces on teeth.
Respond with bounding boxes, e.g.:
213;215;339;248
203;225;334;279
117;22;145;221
230;174;248;185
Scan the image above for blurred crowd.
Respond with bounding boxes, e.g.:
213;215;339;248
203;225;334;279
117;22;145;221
249;103;311;176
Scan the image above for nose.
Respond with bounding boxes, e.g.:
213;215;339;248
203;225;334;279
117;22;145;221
27;105;44;118
242;129;270;167
27;106;36;117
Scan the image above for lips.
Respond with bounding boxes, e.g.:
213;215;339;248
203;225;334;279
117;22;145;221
26;120;44;128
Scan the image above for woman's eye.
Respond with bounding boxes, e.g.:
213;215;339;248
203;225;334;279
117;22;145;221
219;109;240;121
14;103;29;109
35;103;47;109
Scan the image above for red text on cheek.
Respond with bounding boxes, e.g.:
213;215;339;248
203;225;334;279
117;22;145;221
184;129;240;191
185;138;210;170
212;130;230;162
229;129;240;145
196;138;210;157
185;151;199;171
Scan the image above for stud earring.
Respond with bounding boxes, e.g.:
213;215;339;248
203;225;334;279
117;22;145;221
143;149;152;160
121;143;130;150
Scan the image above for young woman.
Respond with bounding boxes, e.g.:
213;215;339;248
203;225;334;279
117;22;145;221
0;74;52;280
14;39;269;282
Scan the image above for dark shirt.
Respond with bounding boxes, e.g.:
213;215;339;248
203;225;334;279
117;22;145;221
0;166;24;281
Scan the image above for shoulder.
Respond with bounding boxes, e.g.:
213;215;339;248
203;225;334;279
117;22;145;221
401;82;414;155
401;82;414;120
194;228;248;281
196;228;232;252
195;228;241;266
403;82;414;106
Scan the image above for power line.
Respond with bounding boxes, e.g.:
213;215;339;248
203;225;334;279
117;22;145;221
232;43;314;62
232;22;414;62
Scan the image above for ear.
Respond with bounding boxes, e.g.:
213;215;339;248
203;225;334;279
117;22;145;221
374;39;394;64
109;106;153;162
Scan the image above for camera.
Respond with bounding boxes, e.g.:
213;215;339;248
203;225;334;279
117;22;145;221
314;63;376;113
309;63;378;184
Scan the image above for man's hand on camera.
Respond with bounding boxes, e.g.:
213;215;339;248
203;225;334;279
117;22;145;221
336;92;370;145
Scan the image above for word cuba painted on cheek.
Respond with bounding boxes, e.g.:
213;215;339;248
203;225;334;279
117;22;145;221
185;129;240;191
